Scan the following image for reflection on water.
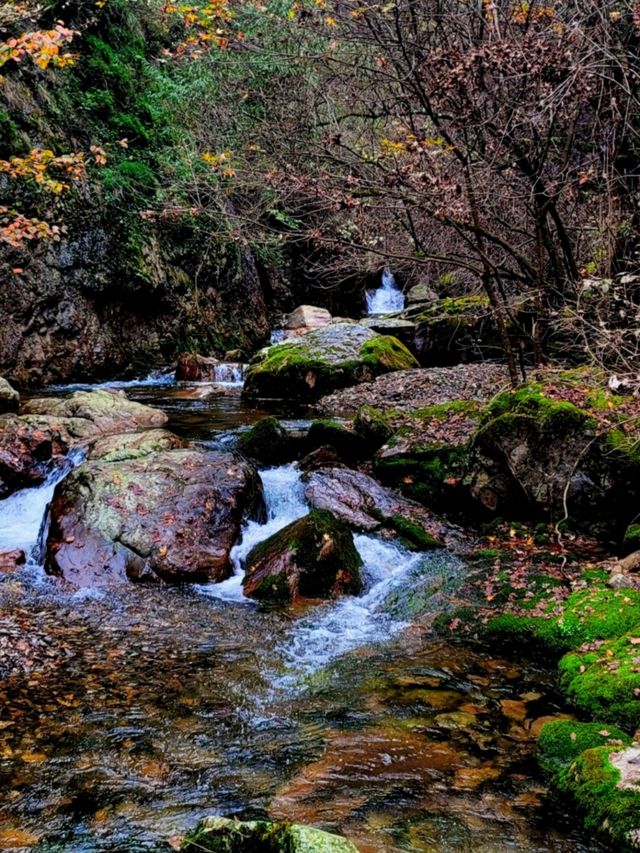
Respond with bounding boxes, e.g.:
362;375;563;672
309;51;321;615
0;379;604;852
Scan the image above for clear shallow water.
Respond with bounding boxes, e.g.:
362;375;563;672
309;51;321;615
0;381;604;852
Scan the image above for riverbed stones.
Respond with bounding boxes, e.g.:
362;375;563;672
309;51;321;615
243;508;363;604
243;324;418;400
181;817;359;852
0;377;19;414
46;449;265;586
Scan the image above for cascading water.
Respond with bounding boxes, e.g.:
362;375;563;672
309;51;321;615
0;447;84;561
199;463;449;681
365;268;406;315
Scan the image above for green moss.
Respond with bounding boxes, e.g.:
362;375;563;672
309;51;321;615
359;335;418;371
481;385;597;435
483;581;640;656
416;295;490;323
388;515;440;550
374;443;467;508
182;817;359;852
306;419;366;462
237;416;298;465
562;747;640;850
409;400;482;422
560;630;640;729
538;720;631;788
353;405;394;450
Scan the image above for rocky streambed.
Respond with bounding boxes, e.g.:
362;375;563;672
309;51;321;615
0;357;636;852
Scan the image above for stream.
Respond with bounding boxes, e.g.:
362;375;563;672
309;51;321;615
0;375;603;852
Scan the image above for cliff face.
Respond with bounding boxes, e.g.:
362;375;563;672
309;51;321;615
0;1;270;386
0;218;269;386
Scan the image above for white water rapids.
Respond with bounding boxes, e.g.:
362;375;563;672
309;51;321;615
198;464;436;679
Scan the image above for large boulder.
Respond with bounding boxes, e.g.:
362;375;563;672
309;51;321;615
22;389;167;435
88;429;186;461
243;324;418;400
243;509;363;604
46;449;264;587
0;377;19;414
181;817;359;852
374;401;483;510
466;386;640;531
303;467;446;549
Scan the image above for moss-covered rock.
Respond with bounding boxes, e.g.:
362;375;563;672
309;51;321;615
482;580;640;655
181;816;359;852
243;324;418;400
243;509;363;604
413;295;497;366
374;401;482;510
559;630;640;730
353;405;394;453
237;417;301;465
89;429;185;461
557;746;640;850
466;385;640;530
538;719;631;788
305;419;366;464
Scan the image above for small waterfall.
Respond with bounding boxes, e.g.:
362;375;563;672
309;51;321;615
212;362;245;386
0;447;85;562
198;463;443;676
366;269;406;315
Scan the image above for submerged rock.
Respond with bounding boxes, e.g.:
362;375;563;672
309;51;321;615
243;324;418;400
243;508;363;604
0;377;19;414
46;449;264;587
303;467;445;548
181;817;359;852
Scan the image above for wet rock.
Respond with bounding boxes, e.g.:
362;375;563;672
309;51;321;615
0;550;25;574
0;377;19;414
22;389;167;436
243;324;418;400
303;467;445;548
46;449;264;587
237;416;301;465
286;304;332;334
243;509;363;604
0;414;74;497
89;429;186;461
299;445;345;473
175;352;220;381
181;817;359;852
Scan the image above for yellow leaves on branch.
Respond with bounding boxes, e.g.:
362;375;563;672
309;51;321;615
0;149;87;194
0;23;77;80
161;2;235;58
201;149;235;177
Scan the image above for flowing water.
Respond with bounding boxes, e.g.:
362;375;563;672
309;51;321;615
366;271;406;316
0;376;604;852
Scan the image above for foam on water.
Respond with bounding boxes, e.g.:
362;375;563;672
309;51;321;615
51;369;175;392
366;269;406;315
